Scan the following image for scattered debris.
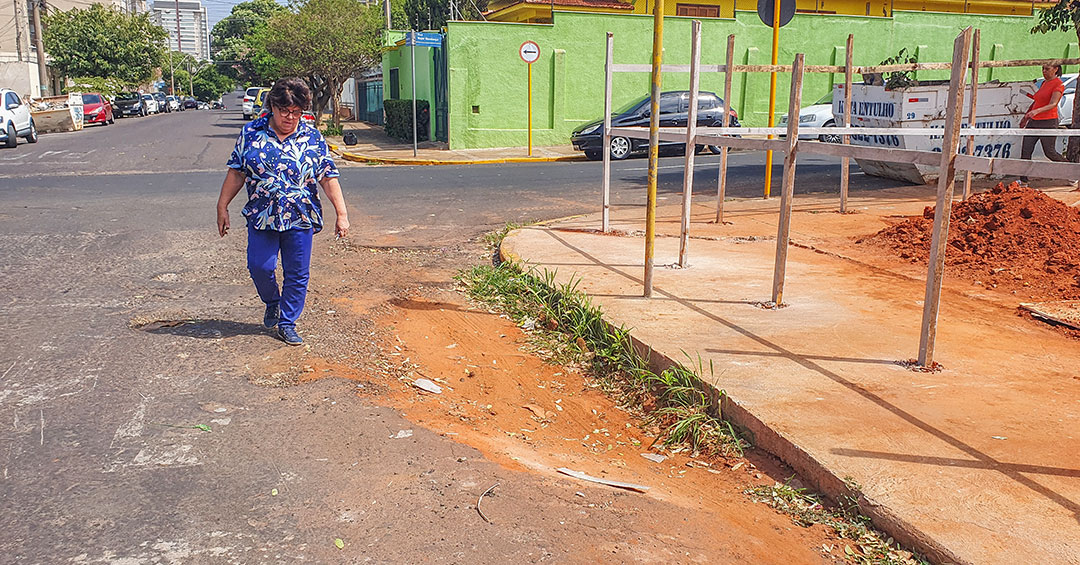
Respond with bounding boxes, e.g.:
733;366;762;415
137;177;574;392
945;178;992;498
334;538;344;549
895;359;944;373
522;404;555;420
555;467;649;493
392;429;413;439
640;453;667;464
477;482;499;524
413;378;443;394
271;488;278;496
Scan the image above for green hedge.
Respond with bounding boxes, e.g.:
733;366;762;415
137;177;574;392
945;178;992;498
384;99;429;141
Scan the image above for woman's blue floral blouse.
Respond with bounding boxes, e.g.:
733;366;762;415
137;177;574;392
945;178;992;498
227;115;339;233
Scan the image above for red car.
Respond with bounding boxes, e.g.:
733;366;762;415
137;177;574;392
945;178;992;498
257;105;316;126
81;93;114;126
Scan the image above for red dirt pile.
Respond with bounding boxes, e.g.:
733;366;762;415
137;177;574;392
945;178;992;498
865;182;1080;300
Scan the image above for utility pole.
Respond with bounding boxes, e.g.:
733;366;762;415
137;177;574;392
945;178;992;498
174;0;182;94
13;0;24;63
31;0;47;97
384;0;391;29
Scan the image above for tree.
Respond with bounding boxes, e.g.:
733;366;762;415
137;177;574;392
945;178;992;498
404;0;486;30
42;5;167;88
1032;1;1080;160
191;66;236;101
211;0;287;86
264;0;384;127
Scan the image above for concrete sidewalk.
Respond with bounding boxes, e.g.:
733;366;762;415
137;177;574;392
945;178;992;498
324;121;585;165
501;183;1080;565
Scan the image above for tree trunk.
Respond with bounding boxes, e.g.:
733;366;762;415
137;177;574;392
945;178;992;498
330;77;341;128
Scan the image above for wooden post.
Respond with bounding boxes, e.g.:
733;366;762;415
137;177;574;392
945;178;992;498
716;34;735;224
679;20;702;267
770;53;805;306
840;34;853;213
918;27;973;367
602;32;614;232
962;29;981;201
644;0;665;298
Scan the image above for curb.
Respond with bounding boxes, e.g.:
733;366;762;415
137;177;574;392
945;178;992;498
498;227;964;565
327;144;588;166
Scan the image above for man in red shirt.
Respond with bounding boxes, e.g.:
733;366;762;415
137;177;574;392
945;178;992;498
1019;64;1068;181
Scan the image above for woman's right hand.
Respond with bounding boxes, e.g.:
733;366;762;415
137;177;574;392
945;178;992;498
217;207;230;237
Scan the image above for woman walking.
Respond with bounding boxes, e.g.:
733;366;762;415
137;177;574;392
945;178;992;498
1020;64;1068;182
216;78;350;345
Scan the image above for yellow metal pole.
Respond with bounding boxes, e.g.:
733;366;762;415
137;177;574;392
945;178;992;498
644;0;664;298
528;62;533;157
764;0;780;199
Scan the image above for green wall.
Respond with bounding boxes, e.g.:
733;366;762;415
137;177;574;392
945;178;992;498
445;10;1078;149
383;41;438;141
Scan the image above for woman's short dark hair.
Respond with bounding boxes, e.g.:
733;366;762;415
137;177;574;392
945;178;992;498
268;78;311;111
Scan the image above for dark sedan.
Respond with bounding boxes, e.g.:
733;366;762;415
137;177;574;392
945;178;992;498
113;92;145;117
571;91;740;160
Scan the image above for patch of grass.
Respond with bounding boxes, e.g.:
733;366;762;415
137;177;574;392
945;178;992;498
456;261;743;457
322;124;345;136
481;221;524;250
747;479;931;565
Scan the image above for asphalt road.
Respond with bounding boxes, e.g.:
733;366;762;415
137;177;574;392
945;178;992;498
0;93;894;563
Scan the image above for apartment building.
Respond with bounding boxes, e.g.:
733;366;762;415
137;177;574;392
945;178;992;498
151;0;210;62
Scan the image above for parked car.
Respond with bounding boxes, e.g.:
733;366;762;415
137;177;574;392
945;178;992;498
141;94;160;114
0;88;37;148
197;101;209;110
153;92;169;113
212;99;224;110
250;88;271;119
114;92;146;117
571;91;741;160
780;91;840;143
182;97;198;109
80;92;114;126
256;105;316;126
242;86;265;119
166;95;180;112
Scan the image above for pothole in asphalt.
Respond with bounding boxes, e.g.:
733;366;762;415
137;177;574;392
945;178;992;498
134;319;268;339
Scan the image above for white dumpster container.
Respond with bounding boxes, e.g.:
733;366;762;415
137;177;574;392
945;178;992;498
831;81;1051;184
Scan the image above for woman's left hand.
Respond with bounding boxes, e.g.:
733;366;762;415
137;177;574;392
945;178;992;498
335;215;350;238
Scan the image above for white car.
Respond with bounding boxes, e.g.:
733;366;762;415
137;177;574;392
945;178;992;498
0;88;37;148
167;95;180;112
780;91;840;142
141;93;160;114
242;86;263;119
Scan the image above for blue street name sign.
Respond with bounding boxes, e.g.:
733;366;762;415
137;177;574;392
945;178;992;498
406;31;443;48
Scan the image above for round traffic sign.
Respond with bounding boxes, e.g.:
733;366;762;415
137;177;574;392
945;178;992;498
519;41;540;64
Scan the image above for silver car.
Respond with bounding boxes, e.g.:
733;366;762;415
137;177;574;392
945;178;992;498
780;91;841;143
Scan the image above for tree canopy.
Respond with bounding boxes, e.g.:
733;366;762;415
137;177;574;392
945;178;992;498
404;0;486;30
264;0;384;126
211;0;288;86
42;5;167;87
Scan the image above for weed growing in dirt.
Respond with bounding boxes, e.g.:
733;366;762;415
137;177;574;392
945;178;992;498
456;261;745;457
747;480;930;565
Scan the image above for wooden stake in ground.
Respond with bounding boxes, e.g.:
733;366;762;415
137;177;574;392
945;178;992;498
770;53;805;306
643;0;665;298
602;32;614;232
840;34;853;213
678;20;703;268
962;28;981;201
715;34;735;224
918;27;973;367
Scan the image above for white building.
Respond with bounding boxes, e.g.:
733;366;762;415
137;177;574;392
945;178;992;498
0;0;148;98
152;0;210;62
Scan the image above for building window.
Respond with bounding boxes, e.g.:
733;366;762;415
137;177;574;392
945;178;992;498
676;3;720;17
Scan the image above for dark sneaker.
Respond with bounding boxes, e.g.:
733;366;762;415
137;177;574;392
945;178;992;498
277;326;303;346
263;303;280;328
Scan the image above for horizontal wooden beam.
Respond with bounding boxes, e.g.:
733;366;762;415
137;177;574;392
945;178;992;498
612;58;1080;77
955;154;1080;178
799;142;941;165
695;134;786;152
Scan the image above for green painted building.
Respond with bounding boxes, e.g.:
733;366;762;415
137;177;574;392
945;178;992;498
381;10;1078;149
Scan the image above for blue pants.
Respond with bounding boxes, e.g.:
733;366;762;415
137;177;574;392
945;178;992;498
247;226;313;329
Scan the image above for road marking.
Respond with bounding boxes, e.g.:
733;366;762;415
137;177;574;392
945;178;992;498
0;153;30;161
37;150;67;159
